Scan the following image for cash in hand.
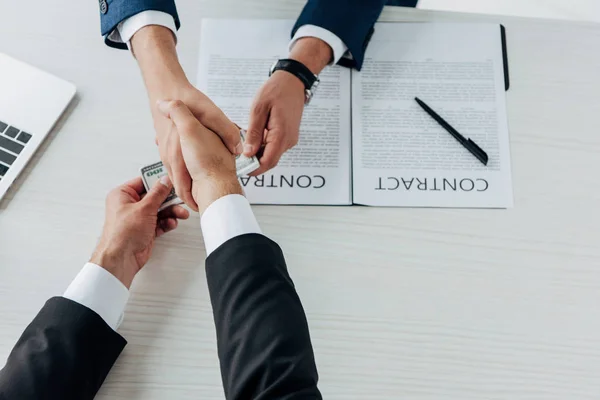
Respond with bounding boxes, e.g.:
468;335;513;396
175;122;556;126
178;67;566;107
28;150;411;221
140;129;260;211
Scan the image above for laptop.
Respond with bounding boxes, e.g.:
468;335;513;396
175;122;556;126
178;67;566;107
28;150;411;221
0;53;76;201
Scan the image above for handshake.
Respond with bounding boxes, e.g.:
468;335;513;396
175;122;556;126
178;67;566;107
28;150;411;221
0;102;322;400
134;25;330;211
92;100;244;288
91;24;336;288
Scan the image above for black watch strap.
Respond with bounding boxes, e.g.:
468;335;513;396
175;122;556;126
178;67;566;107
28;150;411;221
269;59;317;90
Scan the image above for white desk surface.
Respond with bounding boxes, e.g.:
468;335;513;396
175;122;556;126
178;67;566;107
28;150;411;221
1;1;600;399
418;0;600;23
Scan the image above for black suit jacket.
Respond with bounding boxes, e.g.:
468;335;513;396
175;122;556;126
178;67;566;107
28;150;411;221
0;297;126;399
0;234;321;399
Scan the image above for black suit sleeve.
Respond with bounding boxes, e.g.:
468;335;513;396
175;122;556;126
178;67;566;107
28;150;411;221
206;233;322;400
292;0;387;70
0;297;126;400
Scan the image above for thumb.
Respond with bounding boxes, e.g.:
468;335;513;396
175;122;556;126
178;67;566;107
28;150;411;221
207;111;244;156
157;99;204;151
158;99;242;156
142;175;173;210
245;101;268;157
157;99;200;131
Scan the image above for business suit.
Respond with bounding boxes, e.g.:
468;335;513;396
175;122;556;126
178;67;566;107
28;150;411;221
0;233;321;399
0;297;125;399
100;0;387;69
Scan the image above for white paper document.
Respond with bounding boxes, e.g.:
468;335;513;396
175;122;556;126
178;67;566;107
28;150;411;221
197;20;513;208
197;19;352;205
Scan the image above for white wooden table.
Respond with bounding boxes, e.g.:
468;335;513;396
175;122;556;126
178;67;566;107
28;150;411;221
1;1;600;399
419;0;600;23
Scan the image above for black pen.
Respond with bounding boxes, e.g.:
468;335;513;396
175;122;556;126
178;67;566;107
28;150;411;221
415;97;488;166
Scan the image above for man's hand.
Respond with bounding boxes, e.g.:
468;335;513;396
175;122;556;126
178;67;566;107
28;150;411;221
157;100;243;214
90;177;190;288
131;26;242;211
244;37;333;175
151;85;241;211
244;71;305;175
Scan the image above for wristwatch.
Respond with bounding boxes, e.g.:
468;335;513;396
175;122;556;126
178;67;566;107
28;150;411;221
269;59;320;105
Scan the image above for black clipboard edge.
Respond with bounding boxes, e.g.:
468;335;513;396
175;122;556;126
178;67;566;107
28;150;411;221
501;24;510;91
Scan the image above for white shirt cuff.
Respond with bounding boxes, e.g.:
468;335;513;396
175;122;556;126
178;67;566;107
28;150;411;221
200;194;261;256
63;262;130;330
108;10;177;49
289;25;350;65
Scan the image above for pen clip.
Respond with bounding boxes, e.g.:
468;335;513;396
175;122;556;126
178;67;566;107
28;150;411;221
466;138;489;166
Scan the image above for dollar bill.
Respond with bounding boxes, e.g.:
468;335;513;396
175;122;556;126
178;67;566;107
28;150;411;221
236;129;260;176
140;161;184;212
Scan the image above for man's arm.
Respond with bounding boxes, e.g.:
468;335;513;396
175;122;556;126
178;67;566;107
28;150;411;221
98;0;180;49
159;100;322;399
206;233;321;399
0;177;188;399
244;0;387;172
0;297;126;400
122;24;241;211
96;1;242;211
244;36;333;175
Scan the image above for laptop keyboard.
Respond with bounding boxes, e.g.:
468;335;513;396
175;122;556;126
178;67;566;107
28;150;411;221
0;120;32;180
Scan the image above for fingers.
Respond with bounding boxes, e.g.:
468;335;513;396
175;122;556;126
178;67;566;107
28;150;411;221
245;98;268;157
250;140;286;176
158;205;190;220
108;177;144;204
123;176;146;195
158;100;204;150
157;100;200;130
156;218;178;238
141;175;174;211
158;117;199;211
155;206;188;238
158;99;242;156
191;97;243;155
169;143;199;211
206;109;243;156
157;99;209;156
